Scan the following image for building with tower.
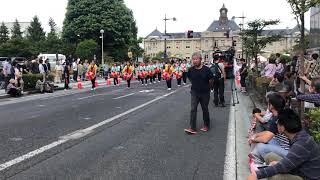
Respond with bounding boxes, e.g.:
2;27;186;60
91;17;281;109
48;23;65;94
143;4;303;61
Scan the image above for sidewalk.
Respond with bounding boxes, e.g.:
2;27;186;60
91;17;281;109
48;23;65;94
235;91;266;180
0;78;116;99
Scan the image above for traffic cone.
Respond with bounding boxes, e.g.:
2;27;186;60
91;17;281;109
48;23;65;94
133;76;136;81
95;81;99;87
118;78;121;85
77;78;83;89
107;78;112;86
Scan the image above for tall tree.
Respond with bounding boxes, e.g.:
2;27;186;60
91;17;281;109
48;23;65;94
48;17;57;35
63;0;139;61
46;18;62;53
75;39;97;60
27;16;45;42
286;0;320;119
0;22;9;44
241;19;282;65
11;19;23;39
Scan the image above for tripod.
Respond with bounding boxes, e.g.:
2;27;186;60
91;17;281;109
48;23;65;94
230;76;239;106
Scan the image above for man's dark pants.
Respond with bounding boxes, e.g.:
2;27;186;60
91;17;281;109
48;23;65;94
190;92;210;130
213;78;225;105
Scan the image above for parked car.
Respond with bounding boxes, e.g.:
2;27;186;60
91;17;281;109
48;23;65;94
11;57;27;64
38;54;66;69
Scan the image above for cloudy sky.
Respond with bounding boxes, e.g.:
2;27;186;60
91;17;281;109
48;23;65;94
0;0;310;37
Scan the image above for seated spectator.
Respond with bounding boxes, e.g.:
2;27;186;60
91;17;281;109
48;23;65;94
252;93;274;133
297;76;320;107
248;109;320;180
249;94;289;163
0;69;5;89
6;79;21;97
248;108;262;138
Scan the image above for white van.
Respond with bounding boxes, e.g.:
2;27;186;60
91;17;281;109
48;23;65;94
38;54;66;69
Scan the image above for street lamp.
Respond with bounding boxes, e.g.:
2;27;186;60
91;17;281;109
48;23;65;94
163;14;176;61
232;14;246;58
100;29;104;65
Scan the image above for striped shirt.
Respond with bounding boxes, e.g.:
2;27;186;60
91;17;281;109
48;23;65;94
268;117;290;150
256;130;320;180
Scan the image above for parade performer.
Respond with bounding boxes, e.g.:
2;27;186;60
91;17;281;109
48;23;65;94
123;62;134;88
138;63;147;85
148;62;156;84
156;61;162;82
174;62;183;86
86;60;98;90
163;62;175;90
111;63;120;86
181;60;189;85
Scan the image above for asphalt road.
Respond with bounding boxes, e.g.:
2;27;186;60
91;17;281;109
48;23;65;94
0;80;232;180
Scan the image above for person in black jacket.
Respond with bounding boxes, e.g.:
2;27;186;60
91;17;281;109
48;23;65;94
64;62;70;90
184;52;214;134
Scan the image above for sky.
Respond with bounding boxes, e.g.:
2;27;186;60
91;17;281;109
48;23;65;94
0;0;310;37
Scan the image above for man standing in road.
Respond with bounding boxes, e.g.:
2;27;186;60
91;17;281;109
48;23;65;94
211;55;226;107
184;52;214;134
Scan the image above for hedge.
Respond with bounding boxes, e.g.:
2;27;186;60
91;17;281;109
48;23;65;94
23;73;54;90
306;108;320;144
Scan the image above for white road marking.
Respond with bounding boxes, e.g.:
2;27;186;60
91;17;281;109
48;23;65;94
0;139;68;171
9;138;23;142
139;89;155;93
112;93;135;100
77;94;104;100
38;105;46;107
0;89;178;172
223;99;236;180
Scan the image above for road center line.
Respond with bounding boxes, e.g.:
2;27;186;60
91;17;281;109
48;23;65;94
112;93;135;100
77;94;104;100
0;89;178;172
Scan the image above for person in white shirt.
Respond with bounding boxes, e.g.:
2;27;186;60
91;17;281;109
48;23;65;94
72;60;78;81
54;61;63;83
38;59;46;82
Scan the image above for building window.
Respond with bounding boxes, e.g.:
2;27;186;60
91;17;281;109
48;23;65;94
186;57;190;59
186;46;191;48
167;46;171;49
221;40;225;46
214;40;218;47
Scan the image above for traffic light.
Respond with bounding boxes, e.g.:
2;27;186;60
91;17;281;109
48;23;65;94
187;30;193;38
232;40;237;46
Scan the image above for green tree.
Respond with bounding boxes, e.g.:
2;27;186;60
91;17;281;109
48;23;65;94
63;0;139;61
287;0;319;52
27;16;45;42
241;19;282;65
286;0;320;119
75;39;97;60
11;19;23;39
45;18;62;53
0;22;9;44
128;37;144;61
0;38;33;58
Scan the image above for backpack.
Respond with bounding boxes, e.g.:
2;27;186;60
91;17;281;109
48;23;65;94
210;63;222;80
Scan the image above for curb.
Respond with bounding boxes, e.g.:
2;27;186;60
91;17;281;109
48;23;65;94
0;87;65;100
